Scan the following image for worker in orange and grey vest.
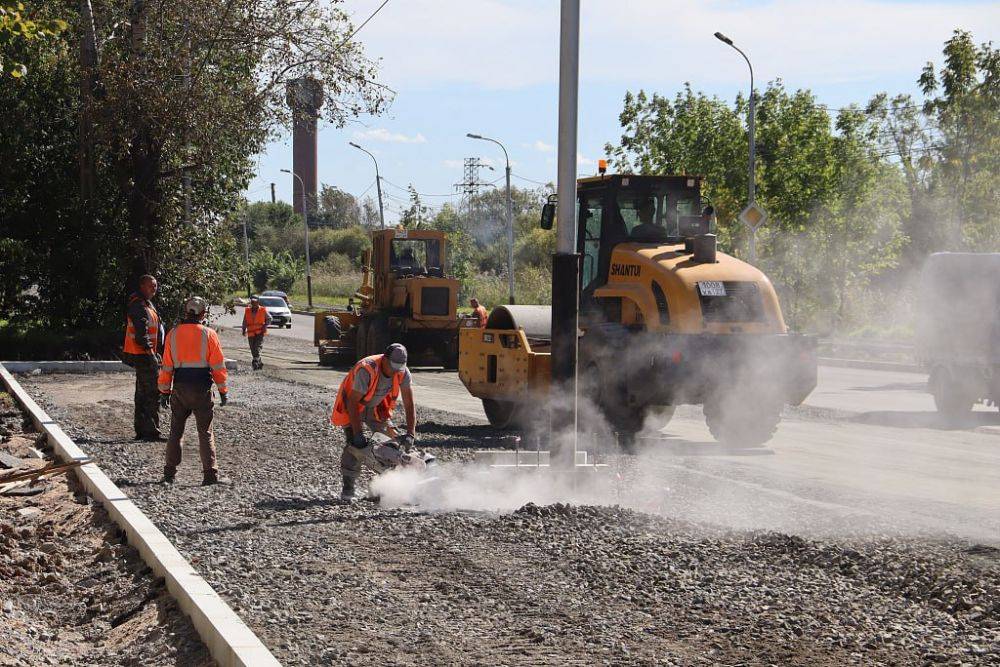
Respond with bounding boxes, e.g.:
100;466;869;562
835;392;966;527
330;343;417;501
157;296;230;486
241;295;272;370
123;274;165;441
470;298;488;328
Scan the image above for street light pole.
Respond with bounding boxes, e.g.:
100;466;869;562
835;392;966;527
281;168;313;308
715;31;758;261
467;133;515;305
349;142;385;229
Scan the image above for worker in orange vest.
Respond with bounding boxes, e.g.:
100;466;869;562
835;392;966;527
241;295;272;370
157;296;230;486
330;343;417;501
470;298;488;328
123;274;165;441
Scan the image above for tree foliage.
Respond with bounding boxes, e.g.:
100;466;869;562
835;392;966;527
0;0;387;340
605;30;998;332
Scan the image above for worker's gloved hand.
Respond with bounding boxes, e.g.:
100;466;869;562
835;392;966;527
241;329;247;337
158;393;170;409
398;433;416;451
153;352;163;366
351;432;367;448
219;392;228;407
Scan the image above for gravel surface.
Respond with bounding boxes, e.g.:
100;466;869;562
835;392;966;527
19;372;1000;666
0;389;212;667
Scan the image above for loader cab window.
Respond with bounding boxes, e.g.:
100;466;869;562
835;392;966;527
391;238;442;276
580;195;604;292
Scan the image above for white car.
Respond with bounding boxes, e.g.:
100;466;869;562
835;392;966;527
259;296;293;328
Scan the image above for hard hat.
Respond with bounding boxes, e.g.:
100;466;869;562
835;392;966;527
184;296;208;318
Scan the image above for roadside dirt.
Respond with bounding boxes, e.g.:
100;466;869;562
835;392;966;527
0;389;212;667
19;372;1000;666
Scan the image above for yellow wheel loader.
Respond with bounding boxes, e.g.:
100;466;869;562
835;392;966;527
458;174;817;447
314;228;460;368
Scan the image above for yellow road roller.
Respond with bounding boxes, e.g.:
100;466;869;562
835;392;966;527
459;173;817;447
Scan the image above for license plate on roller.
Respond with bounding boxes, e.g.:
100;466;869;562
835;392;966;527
698;281;726;297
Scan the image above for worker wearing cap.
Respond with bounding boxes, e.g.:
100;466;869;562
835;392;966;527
470;298;488;328
123;274;165;441
330;343;417;500
157;296;230;486
241;295;272;370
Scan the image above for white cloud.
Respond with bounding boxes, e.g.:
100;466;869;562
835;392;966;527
532;140;554;153
350;0;1000;92
353;128;427;144
577;153;595;167
442;159;465;169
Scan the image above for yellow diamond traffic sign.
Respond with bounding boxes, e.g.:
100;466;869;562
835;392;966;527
739;202;768;230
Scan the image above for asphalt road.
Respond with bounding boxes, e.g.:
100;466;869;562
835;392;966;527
209;311;1000;542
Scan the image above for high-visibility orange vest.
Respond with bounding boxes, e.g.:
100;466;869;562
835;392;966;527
331;354;404;426
473;305;488;328
158;323;228;394
243;306;268;336
123;294;160;355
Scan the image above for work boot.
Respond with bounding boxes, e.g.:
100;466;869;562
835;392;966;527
161;468;175;484
201;471;231;486
340;476;356;501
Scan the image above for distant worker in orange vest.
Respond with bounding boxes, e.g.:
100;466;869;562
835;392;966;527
241;295;272;370
123;274;165;441
157;296;230;486
330;343;417;501
470;298;488;328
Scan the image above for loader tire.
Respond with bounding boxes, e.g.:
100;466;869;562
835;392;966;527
482;399;522;430
367;316;389;357
704;398;780;448
930;369;974;420
355;319;369;361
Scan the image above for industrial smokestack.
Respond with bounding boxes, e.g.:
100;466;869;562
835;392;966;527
286;77;324;216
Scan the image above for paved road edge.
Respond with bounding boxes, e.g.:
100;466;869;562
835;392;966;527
0;362;281;667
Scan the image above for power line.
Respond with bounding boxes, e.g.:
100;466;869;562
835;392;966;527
380;177;460;198
511;173;552;187
341;0;391;47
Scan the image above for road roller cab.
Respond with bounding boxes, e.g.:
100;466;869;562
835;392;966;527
459;173;817;447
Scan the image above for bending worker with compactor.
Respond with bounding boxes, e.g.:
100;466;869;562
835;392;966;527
331;343;417;501
241;295;272;370
157;297;230;486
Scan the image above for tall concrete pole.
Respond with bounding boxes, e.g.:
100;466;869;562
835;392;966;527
550;0;580;470
467;134;515;304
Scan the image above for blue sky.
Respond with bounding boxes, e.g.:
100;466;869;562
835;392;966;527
247;0;999;224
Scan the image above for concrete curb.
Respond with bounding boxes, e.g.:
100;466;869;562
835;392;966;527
818;357;923;374
1;359;239;374
0;363;280;667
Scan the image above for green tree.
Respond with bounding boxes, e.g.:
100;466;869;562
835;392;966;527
0;1;66;77
316;184;361;228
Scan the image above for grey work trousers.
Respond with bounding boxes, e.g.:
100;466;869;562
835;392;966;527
165;382;218;474
248;335;264;363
